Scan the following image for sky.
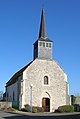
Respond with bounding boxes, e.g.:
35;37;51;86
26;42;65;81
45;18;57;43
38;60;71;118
0;0;80;95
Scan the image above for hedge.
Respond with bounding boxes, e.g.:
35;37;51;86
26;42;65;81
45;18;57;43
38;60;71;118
57;105;74;113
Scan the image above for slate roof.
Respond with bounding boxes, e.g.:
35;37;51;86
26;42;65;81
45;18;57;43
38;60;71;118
38;8;52;42
39;8;47;38
6;61;33;87
38;37;52;42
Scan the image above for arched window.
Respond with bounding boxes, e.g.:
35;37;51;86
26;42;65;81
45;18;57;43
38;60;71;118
44;76;48;85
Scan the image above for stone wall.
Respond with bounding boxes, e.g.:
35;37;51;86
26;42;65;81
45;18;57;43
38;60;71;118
23;58;69;112
6;81;18;102
6;76;22;109
0;102;12;109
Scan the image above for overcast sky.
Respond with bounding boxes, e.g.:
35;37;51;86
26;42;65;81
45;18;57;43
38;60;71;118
0;0;80;95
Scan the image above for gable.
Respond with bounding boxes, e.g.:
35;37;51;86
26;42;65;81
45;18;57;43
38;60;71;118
23;59;67;83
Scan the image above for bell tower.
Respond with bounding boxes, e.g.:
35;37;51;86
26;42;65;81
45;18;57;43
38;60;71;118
34;8;53;60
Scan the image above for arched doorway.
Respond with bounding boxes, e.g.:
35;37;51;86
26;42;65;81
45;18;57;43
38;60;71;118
42;98;50;112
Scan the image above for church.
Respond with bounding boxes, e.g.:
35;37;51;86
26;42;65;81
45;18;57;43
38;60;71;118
6;9;70;112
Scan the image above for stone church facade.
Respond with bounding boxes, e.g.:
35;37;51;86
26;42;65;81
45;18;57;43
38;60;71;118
6;9;70;112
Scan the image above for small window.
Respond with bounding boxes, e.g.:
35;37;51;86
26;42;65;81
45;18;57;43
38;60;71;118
44;76;48;85
39;42;42;46
49;43;51;48
46;43;48;47
43;42;45;47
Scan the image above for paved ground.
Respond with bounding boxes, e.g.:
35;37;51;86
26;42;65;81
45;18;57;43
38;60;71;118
0;111;80;119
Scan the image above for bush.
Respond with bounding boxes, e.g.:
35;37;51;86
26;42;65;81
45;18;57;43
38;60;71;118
32;107;38;113
6;107;15;112
57;105;74;113
21;108;27;112
24;104;44;113
24;104;30;112
32;106;44;112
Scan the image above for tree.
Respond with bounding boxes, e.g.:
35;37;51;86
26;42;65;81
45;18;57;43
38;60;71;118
71;95;76;105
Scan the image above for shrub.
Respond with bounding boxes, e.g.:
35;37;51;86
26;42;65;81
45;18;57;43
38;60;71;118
21;108;27;112
24;104;30;112
32;106;44;112
57;105;74;113
24;104;44;113
32;107;38;113
7;107;15;111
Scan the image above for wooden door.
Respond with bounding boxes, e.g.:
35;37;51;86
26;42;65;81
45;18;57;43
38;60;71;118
42;98;46;111
42;98;50;112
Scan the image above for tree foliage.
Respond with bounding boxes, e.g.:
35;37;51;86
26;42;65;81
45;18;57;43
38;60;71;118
71;95;76;105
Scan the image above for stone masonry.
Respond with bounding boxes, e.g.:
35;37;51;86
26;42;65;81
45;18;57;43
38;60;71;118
23;58;69;112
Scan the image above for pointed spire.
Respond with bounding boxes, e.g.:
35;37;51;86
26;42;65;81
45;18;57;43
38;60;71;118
39;8;47;39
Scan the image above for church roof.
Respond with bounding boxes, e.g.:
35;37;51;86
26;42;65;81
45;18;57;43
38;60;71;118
6;61;33;86
39;8;47;39
38;37;52;42
38;8;52;42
